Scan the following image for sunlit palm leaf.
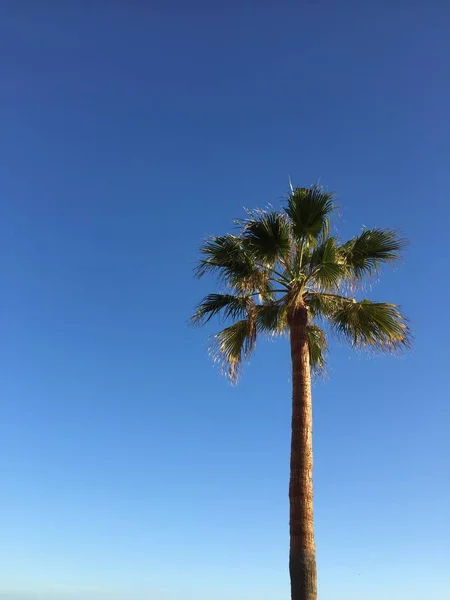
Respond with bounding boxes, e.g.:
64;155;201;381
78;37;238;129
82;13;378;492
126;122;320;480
306;292;350;319
191;294;254;326
211;319;256;383
307;237;347;290
255;301;288;336
331;300;411;351
195;234;251;278
284;185;335;243
195;234;266;292
341;229;406;278
241;210;292;265
307;325;328;374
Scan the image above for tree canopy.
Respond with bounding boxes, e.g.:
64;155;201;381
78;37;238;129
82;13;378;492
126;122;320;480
192;185;410;381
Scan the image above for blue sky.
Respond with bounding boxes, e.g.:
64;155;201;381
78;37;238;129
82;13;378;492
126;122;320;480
1;1;449;599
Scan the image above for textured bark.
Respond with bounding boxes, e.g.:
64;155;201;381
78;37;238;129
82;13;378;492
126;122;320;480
288;307;317;600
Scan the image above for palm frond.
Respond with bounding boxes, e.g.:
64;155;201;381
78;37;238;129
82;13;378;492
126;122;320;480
241;210;292;266
331;300;411;351
306;292;351;320
307;324;328;374
195;234;266;293
195;234;249;278
255;300;288;336
284;185;335;243
341;228;406;278
191;294;253;326
211;319;256;383
307;237;347;290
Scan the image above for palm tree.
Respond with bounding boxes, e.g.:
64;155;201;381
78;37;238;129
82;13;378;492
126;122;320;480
191;184;410;600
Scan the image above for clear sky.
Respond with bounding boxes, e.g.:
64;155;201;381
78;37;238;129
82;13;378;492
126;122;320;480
1;1;449;599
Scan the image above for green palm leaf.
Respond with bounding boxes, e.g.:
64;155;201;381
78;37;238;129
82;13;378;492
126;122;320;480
195;234;266;293
211;319;256;382
284;185;335;243
241;210;292;265
307;237;347;290
306;292;350;320
191;294;254;326
255;300;288;336
331;300;411;351
341;228;406;278
307;325;328;374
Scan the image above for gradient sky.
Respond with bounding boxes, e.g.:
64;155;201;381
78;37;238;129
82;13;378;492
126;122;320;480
1;2;449;599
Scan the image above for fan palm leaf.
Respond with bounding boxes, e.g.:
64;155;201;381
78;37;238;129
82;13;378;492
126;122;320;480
284;185;334;243
241;210;292;266
341;228;406;278
255;300;289;336
195;234;266;293
307;325;328;373
211;318;256;382
307;237;347;290
191;294;254;326
331;300;410;350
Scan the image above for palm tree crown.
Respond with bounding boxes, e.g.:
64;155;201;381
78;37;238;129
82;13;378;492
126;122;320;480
192;185;410;379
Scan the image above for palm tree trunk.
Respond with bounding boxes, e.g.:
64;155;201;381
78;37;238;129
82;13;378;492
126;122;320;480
288;307;317;600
